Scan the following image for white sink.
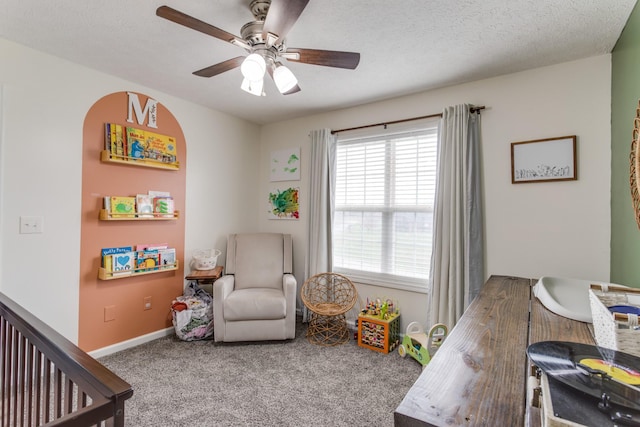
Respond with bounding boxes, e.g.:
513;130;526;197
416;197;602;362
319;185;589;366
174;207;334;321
533;276;627;323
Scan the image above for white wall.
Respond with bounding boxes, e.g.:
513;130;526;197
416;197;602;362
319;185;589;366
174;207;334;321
259;55;612;330
0;38;260;343
0;36;612;340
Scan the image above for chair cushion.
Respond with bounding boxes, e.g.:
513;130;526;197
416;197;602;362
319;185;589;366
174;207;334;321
223;288;286;321
233;233;285;290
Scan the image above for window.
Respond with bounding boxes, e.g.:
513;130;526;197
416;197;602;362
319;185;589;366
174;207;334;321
332;121;439;292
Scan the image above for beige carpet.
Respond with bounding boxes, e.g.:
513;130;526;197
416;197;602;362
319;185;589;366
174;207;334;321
99;320;422;426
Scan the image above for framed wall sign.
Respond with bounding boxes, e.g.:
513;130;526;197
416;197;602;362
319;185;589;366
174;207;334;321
511;135;577;184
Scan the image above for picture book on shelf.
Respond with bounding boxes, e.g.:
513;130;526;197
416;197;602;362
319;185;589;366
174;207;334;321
145;130;178;164
158;248;176;269
136;194;154;218
153;196;174;218
101;246;134;257
136;243;168;251
104;123;111;152
114;124;125;159
101;246;133;275
126;127;146;161
136;249;160;272
124;127;178;164
112;251;134;276
110;196;136;217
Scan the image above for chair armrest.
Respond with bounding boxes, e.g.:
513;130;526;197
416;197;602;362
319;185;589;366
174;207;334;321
214;275;234;301
283;274;297;338
283;274;297;297
213;275;235;342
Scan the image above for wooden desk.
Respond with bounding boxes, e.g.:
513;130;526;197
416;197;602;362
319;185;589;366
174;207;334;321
394;275;594;427
185;266;223;295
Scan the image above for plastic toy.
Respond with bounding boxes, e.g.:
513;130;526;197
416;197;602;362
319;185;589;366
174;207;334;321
398;322;448;366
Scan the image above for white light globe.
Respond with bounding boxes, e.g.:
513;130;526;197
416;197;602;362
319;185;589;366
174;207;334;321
241;54;266;81
273;64;298;93
241;77;264;96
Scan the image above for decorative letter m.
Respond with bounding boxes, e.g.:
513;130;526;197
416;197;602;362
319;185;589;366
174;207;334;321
126;92;158;129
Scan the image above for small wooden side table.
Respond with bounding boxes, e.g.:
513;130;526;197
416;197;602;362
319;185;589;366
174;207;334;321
185;265;223;295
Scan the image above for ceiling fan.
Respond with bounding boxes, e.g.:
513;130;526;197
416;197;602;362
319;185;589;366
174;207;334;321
156;0;361;97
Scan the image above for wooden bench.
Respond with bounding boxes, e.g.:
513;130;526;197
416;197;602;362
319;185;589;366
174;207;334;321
394;275;594;426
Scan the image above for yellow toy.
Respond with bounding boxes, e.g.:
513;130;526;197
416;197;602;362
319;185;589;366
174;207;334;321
398;322;448;366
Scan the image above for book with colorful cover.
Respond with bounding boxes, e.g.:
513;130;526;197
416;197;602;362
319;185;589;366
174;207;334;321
136;194;154;218
136;243;168;251
110;196;136;218
153;196;174;218
145;130;178;164
104;123;111;152
126;127;146;161
136;249;160;272
114;124;125;159
101;246;133;273
158;248;176;269
112;251;134;276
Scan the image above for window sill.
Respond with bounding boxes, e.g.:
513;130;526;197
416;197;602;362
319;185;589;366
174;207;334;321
334;269;429;294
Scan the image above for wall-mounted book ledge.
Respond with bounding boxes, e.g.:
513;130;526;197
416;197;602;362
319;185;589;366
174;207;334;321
98;261;179;281
99;209;180;221
100;150;180;170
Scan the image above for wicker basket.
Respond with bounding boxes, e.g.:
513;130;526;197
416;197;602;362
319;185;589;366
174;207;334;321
588;284;640;357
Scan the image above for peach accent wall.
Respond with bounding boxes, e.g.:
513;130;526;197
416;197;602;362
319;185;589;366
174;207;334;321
79;91;186;352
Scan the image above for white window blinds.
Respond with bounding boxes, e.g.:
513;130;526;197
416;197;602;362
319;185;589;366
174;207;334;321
333;121;438;291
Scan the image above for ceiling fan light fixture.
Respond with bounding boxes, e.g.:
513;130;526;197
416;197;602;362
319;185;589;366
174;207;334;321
241;77;265;96
241;53;266;81
273;63;298;93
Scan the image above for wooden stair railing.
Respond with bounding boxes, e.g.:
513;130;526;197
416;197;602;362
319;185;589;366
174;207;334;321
0;292;133;427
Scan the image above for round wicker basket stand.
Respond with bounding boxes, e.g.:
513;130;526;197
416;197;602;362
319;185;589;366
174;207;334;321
301;272;358;346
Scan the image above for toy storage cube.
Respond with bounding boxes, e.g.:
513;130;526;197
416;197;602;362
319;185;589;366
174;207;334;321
357;313;400;354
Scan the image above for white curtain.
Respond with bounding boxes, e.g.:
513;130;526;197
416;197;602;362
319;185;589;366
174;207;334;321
429;104;484;329
303;129;336;321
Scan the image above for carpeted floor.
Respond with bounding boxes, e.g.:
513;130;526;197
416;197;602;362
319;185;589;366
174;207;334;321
99;320;422;426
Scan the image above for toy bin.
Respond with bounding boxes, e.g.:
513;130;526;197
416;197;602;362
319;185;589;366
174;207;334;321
357;313;400;354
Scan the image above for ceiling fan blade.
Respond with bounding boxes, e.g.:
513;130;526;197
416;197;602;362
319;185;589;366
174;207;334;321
284;48;360;69
262;0;310;45
193;56;245;78
156;6;245;46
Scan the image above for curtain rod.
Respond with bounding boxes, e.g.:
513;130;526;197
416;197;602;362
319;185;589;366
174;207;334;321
331;105;485;134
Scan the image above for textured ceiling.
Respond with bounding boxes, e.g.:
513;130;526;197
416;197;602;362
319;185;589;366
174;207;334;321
0;0;636;124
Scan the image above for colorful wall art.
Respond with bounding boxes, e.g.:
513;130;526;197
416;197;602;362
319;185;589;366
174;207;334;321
268;187;300;219
270;147;300;181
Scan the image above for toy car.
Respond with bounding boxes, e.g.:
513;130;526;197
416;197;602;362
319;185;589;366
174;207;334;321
398;322;448;366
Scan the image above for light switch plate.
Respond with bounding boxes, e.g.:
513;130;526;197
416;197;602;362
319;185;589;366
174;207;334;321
19;216;44;234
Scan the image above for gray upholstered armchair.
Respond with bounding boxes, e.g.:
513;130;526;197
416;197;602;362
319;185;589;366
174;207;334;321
213;233;296;342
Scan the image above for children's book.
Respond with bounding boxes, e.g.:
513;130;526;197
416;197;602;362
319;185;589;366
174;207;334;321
114;124;125;159
158;248;176;269
112;251;134;276
110;196;136;218
126;127;146;161
148;190;170;198
136;250;160;272
153;196;174;218
136;243;168;251
104;123;111;152
101;246;134;257
101;246;133;275
103;254;113;272
136;194;154;218
145;130;178;164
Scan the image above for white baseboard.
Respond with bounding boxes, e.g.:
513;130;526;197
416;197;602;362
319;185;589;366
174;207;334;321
89;327;174;359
